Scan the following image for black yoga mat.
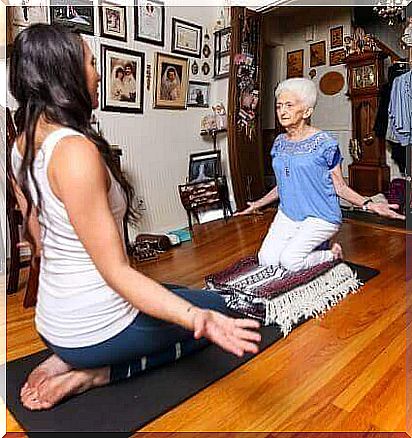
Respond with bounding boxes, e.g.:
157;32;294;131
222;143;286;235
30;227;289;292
7;262;379;434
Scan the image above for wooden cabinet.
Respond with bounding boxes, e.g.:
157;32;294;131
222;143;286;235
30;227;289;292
345;52;390;196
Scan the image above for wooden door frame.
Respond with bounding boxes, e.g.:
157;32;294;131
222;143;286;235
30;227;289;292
227;6;265;210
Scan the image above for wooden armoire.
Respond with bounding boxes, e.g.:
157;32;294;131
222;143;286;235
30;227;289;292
345;51;390;196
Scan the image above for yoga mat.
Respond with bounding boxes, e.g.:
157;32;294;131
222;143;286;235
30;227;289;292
7;262;379;434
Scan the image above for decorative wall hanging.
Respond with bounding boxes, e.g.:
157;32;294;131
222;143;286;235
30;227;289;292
134;0;165;46
202;44;211;58
171;18;202;58
50;5;94;35
101;45;145;113
286;49;304;78
100;5;127;42
330;25;343;49
214;27;231;79
319;71;345;95
308;68;317;79
310;41;326;67
191;60;199;75
329;48;346;66
202;62;211;76
154;52;189;109
187;81;210;108
234;13;262;140
146;64;152;91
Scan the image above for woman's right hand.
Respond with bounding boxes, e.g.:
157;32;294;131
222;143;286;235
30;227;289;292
192;308;261;357
234;201;260;216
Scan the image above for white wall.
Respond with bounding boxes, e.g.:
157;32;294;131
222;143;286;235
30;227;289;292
7;6;232;238
96;6;230;237
263;7;353;177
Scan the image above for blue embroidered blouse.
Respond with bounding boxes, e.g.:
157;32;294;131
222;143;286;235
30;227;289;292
271;130;343;225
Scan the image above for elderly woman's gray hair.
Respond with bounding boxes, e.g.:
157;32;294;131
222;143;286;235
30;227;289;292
275;78;318;109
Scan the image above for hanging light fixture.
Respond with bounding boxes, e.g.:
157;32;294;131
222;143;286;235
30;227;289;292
373;0;406;26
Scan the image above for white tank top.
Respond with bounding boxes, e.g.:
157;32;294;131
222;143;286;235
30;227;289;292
11;128;138;348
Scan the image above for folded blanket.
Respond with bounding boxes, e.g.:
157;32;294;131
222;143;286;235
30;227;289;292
205;257;362;337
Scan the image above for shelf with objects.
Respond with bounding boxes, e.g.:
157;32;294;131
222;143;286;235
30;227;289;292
178;149;233;232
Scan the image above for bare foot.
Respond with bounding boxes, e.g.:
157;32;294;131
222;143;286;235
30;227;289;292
20;354;72;399
21;367;110;410
331;242;343;260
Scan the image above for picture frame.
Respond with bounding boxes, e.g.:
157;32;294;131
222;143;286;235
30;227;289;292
286;49;304;78
189;150;222;183
172;18;203;59
214;27;231;79
330;25;344;49
329;48;346;66
99;5;127;42
50;4;94;35
11;5;48;26
187;81;210;108
134;0;165;47
310;41;326;67
101;45;145;114
154;52;189;110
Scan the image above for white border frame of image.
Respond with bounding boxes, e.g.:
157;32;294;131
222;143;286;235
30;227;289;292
1;1;411;436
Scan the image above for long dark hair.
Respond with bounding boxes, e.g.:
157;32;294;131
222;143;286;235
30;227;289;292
9;23;139;248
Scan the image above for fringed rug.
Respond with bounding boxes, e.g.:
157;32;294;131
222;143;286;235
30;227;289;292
205;257;369;337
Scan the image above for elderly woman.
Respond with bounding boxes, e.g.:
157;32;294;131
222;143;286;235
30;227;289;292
237;78;404;272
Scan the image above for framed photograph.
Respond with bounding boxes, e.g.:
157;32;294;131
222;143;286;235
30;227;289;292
172;18;202;58
101;45;145;113
214;27;231;79
134;0;165;46
329;48;346;66
154;52;189;109
310;41;326;67
50;5;94;35
286;49;304;78
189;150;222;183
12;5;48;26
330;25;344;49
100;5;127;41
187;81;210;108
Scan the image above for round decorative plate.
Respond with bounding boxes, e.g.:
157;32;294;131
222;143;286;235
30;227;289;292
319;71;345;95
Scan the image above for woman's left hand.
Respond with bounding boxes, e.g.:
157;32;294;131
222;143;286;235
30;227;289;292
369;202;406;220
192;308;261;357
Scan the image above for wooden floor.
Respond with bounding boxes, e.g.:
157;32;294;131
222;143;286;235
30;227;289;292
6;211;412;435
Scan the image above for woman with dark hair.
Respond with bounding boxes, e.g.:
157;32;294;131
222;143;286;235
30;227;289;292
111;66;125;100
9;24;260;411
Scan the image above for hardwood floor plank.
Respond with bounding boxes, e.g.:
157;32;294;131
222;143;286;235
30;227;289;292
6;213;409;433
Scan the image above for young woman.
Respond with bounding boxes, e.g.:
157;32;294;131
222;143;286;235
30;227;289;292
236;78;405;271
9;24;261;411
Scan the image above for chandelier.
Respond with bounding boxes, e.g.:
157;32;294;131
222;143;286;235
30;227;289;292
373;0;406;26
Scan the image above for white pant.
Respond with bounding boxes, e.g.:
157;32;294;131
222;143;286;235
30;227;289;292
258;209;340;271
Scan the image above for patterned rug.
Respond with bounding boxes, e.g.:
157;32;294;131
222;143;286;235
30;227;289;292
205;257;362;337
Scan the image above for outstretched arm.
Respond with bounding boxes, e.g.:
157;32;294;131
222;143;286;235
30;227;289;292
235;186;279;216
331;164;405;220
48;136;261;357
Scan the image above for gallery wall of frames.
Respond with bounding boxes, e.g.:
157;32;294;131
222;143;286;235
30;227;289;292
7;4;234;235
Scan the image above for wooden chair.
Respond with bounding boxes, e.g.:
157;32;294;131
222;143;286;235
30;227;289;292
6;108;40;307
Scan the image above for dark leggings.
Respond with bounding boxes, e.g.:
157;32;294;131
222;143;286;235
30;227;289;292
42;285;230;383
